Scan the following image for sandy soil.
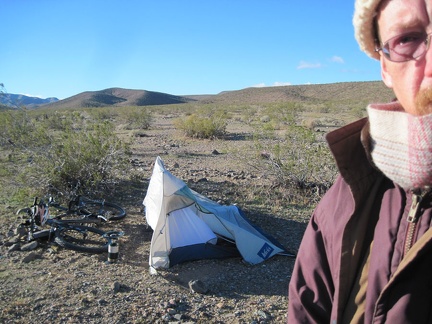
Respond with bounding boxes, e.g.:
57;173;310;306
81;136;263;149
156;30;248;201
0;115;309;323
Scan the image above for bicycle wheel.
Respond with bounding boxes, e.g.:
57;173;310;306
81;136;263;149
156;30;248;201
79;200;126;221
54;225;109;254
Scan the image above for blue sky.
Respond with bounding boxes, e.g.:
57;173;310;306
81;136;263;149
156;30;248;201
1;0;382;100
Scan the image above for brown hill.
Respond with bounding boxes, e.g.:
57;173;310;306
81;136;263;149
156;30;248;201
206;81;395;105
44;87;195;109
42;81;395;109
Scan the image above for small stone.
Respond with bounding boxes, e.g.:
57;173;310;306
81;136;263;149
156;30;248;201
173;314;183;321
161;314;171;321
8;243;21;252
255;310;271;320
167;308;176;315
188;279;208;294
21;252;40;263
81;297;91;305
14;225;28;237
5;236;20;246
98;299;108;306
112;281;122;293
21;241;38;251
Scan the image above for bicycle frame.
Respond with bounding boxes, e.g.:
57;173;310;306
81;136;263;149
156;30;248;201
16;197;112;254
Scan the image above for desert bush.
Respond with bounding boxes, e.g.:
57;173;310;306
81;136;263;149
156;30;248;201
34;120;130;197
175;110;227;139
81;107;119;122
0;109;131;200
302;118;318;130
253;123;337;204
121;107;153;130
0;109;52;147
263;102;301;123
240;105;258;124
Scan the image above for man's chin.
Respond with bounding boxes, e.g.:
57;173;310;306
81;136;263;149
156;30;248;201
414;89;432;115
415;103;432;116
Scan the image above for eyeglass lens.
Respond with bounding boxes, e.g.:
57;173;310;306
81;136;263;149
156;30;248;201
382;32;430;62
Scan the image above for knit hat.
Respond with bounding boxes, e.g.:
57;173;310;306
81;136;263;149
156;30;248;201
353;0;383;60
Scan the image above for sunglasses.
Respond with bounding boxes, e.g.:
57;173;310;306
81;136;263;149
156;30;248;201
375;31;432;62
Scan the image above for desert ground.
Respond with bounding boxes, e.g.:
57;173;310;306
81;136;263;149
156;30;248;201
0;112;311;323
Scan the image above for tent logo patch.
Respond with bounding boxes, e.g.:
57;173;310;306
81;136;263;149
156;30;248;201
258;243;274;260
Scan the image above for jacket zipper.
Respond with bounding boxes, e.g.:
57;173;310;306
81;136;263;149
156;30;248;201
404;190;428;257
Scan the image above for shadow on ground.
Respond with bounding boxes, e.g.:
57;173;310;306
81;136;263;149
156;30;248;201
111;172;309;299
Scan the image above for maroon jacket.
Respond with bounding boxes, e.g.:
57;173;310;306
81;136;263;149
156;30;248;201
288;118;432;323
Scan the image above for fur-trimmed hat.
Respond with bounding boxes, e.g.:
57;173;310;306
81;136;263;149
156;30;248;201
353;0;383;60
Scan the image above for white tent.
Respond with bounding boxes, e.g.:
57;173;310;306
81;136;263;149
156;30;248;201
143;156;292;270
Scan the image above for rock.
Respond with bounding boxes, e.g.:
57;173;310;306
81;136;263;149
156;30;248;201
14;224;28;238
161;313;171;321
167;308;176;315
211;149;220;155
21;252;40;263
98;299;108;306
7;228;15;237
112;281;122;293
260;115;271;123
188;280;208;294
8;243;21;253
5;237;20;247
254;310;272;320
173;313;183;320
260;151;271;159
21;241;38;251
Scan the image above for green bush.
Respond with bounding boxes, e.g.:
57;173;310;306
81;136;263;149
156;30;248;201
0;109;52;147
175;111;227;139
122;107;152;130
253;122;337;204
36;121;130;197
0;109;131;200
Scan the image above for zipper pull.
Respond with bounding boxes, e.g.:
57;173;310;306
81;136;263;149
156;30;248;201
407;193;422;223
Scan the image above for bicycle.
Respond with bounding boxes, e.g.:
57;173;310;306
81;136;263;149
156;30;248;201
46;195;126;225
16;197;120;254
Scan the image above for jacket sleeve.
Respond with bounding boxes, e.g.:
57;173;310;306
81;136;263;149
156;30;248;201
288;204;335;323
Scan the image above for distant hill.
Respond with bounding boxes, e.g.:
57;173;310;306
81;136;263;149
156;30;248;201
43;88;195;109
0;93;59;109
2;81;396;110
206;81;395;105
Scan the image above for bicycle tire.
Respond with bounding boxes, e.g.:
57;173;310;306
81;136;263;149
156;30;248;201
79;200;126;221
54;225;109;254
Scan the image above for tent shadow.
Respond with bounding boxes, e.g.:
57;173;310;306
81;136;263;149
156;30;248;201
118;221;153;268
112;170;309;298
155;217;307;299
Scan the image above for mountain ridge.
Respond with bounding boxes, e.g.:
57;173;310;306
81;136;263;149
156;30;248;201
41;88;196;109
2;81;396;109
0;93;59;109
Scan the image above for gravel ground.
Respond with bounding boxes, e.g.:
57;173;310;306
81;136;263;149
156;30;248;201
0;116;309;323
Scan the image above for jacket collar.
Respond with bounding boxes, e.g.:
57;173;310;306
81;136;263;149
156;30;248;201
326;117;383;204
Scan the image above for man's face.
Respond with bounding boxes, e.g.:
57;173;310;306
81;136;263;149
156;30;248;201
377;0;432;115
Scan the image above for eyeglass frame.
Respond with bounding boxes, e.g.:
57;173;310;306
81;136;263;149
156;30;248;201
374;31;432;63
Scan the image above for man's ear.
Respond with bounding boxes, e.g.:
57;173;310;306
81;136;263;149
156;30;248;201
381;56;393;88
